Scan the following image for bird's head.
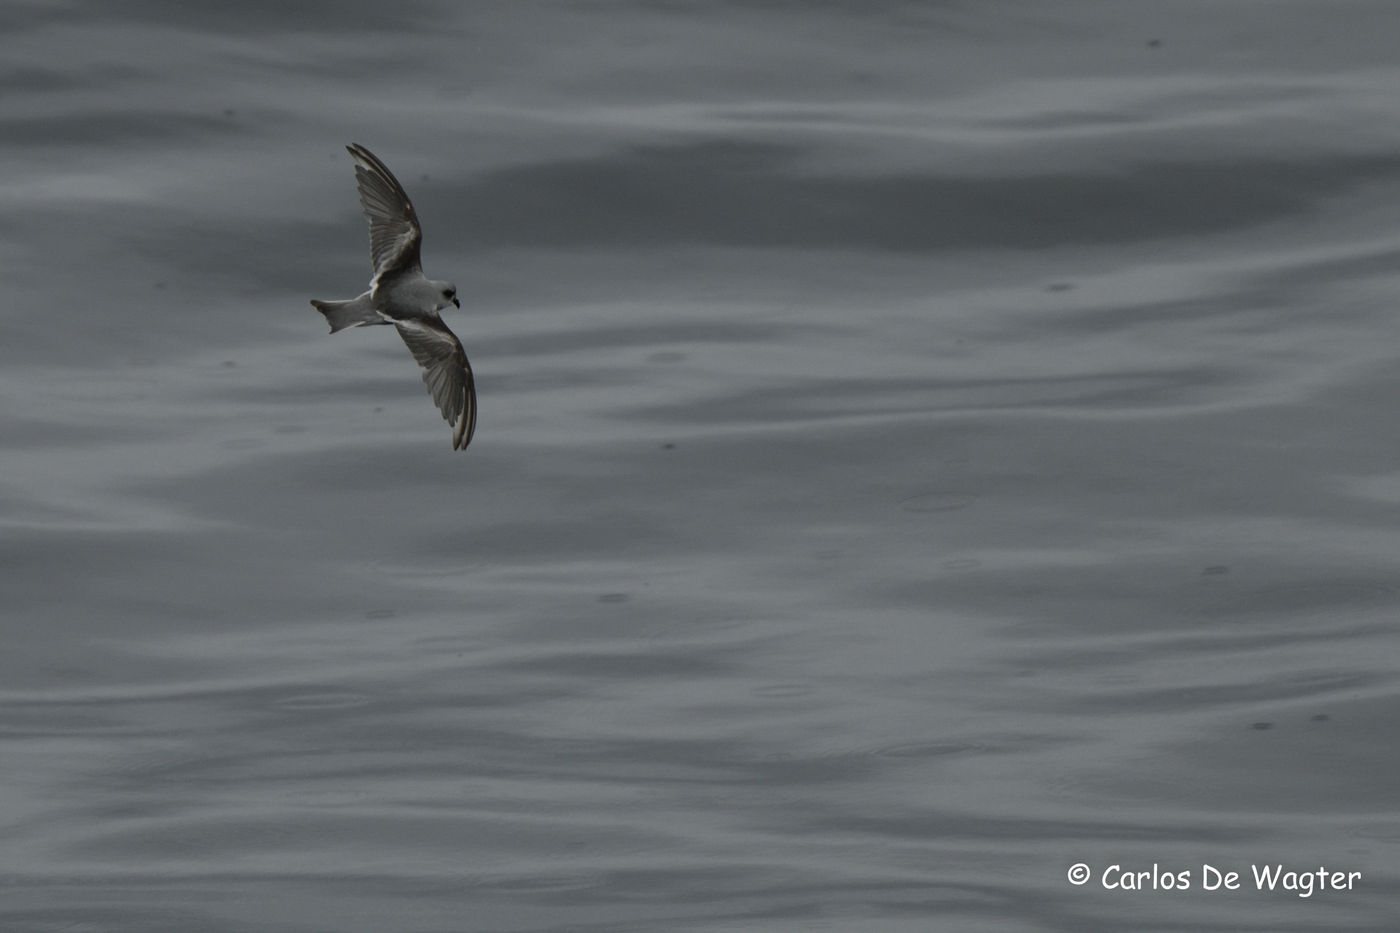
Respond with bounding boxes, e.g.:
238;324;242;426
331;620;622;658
435;282;460;310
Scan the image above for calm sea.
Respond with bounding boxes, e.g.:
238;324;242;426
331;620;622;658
3;2;1400;929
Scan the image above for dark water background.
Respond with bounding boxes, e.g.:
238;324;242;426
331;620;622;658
4;2;1400;929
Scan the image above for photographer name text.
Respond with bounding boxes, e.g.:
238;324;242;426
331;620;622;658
1066;862;1359;897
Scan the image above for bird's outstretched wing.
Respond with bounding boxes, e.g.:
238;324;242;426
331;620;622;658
347;143;424;285
394;319;477;450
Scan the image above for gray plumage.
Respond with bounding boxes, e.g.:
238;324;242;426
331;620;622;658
311;143;476;450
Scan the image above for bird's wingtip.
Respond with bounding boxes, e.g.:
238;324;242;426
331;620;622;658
452;401;474;451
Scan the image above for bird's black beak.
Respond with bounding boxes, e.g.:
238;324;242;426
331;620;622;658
452;297;460;308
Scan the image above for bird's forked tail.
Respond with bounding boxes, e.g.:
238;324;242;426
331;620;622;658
311;297;383;333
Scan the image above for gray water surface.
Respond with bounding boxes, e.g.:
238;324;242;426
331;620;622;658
4;2;1400;930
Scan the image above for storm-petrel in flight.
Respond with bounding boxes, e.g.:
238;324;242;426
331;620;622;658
311;143;476;449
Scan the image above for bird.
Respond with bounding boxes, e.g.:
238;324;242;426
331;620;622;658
311;143;476;450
